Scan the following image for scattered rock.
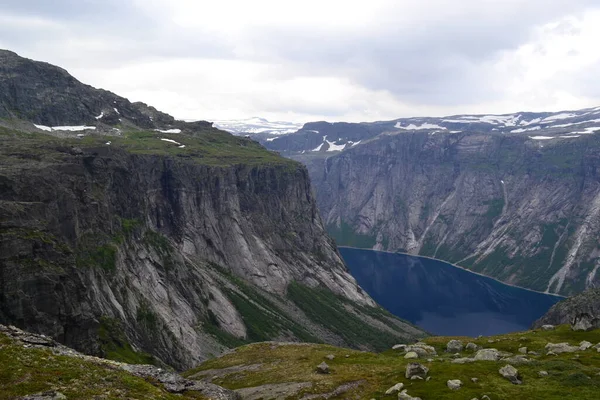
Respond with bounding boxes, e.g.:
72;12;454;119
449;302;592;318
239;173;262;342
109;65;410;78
393;344;407;351
384;383;404;395
325;354;335;360
426;358;433;362
405;363;429;380
482;396;491;400
405;343;437;357
539;371;549;377
316;362;329;374
541;325;555;331
579;341;593;351
21;391;67;400
398;389;422;400
547;351;557;356
465;342;478;352
471;377;479;383
404;352;419;359
518;346;528;354
501;355;531;364
499;364;522;385
528;351;539;356
411;376;423;381
571;314;598;331
474;349;500;361
452;357;475;364
447;379;462;390
446;340;463;353
426;376;431;382
593;343;600;350
545;343;579;354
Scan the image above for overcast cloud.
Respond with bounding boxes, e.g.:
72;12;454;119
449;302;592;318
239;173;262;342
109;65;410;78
1;0;599;123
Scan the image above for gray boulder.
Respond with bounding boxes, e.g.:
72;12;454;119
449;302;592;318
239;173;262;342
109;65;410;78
446;340;463;353
384;383;404;395
447;379;462;390
405;363;429;380
398;389;422;400
316;362;329;374
579;341;593;350
465;342;479;352
518;346;528;354
474;348;500;361
404;351;419;359
545;343;579;354
499;364;522;385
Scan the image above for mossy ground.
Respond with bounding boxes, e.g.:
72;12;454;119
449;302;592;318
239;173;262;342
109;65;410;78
184;325;600;399
0;334;205;400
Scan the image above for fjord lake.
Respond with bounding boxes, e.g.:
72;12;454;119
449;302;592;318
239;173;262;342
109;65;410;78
339;247;563;336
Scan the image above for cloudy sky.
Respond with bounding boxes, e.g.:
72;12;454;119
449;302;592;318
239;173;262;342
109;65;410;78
1;1;600;123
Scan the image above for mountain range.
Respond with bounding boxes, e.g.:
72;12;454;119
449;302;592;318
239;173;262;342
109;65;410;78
0;49;423;370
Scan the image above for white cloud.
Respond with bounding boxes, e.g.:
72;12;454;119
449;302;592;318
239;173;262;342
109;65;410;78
1;0;600;122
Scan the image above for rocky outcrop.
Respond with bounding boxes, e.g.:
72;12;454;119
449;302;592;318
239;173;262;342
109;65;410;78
296;131;600;295
533;288;600;330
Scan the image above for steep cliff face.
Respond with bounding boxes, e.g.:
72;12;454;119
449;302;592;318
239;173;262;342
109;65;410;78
297;131;600;296
0;50;424;371
0;130;424;370
533;288;600;331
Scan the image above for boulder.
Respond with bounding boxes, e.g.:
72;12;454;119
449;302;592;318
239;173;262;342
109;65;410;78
465;342;479;352
499;364;522;385
404;352;419;359
405;343;437;357
518;347;528;354
21;392;67;400
541;325;555;331
545;343;579;354
325;354;335;360
579;341;593;351
452;357;475;364
398;389;422;400
393;344;407;351
316;362;329;374
474;349;500;361
446;340;464;353
384;383;404;395
405;363;429;380
471;377;479;383
447;379;462;390
539;371;549;377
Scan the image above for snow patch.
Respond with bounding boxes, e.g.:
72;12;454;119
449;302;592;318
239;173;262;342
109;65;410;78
395;122;447;130
178;145;186;148
511;126;541;133
543;113;576;122
326;139;346;152
312;142;325;152
560;135;581;138
34;124;52;132
529;136;554;140
105;141;111;145
113;108;120;115
52;126;97;132
155;129;182;134
160;138;181;145
95;112;104;120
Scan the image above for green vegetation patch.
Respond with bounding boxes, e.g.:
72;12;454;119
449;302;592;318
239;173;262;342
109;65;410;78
327;221;377;249
287;282;409;351
185;325;600;400
98;316;156;365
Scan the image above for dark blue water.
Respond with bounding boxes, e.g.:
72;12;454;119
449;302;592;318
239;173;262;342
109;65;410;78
339;247;563;336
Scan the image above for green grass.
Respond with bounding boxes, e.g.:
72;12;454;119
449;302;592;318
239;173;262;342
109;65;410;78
327;221;377;249
287;282;414;350
185;325;600;400
0;332;204;400
98;316;156;365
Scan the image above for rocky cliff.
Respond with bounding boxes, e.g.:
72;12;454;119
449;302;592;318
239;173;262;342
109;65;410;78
292;130;600;296
534;288;600;331
0;50;424;371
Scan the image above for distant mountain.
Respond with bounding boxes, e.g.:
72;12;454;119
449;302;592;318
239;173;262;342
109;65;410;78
256;108;600;154
213;117;302;136
255;106;600;297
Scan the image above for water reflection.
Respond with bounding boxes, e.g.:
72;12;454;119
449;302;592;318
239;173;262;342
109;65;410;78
339;247;563;336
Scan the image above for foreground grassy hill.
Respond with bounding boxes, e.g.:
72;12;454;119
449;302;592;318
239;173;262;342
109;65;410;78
184;325;600;400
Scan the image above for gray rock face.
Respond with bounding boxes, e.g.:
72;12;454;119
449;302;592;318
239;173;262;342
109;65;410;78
499;364;522;385
405;363;429;380
0;52;425;370
293;129;600;296
534;288;600;330
446;340;464;353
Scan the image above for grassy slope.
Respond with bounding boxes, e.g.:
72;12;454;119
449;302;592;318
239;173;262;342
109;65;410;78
0;333;206;400
184;325;600;400
0;125;298;168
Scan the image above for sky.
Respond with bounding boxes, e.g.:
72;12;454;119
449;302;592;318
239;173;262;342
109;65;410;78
1;1;600;123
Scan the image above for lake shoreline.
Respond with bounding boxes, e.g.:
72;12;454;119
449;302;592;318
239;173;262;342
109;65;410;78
338;246;567;299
